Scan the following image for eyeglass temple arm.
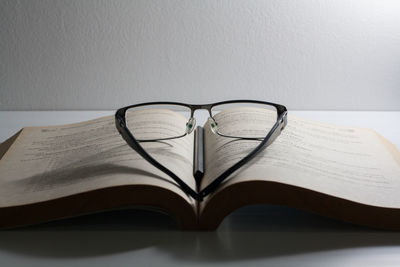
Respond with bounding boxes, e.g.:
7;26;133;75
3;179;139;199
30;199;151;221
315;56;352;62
198;111;287;198
115;113;201;200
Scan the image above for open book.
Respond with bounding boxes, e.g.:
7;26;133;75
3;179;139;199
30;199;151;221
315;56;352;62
0;110;400;230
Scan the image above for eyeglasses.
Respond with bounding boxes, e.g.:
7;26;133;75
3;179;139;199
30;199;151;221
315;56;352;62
115;100;287;201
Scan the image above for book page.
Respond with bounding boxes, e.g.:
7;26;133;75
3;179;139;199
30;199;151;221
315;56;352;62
0;113;196;207
201;108;400;208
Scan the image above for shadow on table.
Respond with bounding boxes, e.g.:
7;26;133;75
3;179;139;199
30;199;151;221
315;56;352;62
0;205;400;262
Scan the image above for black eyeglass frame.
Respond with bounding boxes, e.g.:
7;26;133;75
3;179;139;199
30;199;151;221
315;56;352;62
115;100;287;201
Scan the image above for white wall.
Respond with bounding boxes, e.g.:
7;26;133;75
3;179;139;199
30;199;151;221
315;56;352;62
0;0;399;111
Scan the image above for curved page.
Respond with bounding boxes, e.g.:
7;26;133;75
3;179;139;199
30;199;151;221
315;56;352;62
0;115;195;208
202;111;400;209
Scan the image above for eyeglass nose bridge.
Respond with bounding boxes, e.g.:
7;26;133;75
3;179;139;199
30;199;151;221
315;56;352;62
189;104;213;117
188;105;218;135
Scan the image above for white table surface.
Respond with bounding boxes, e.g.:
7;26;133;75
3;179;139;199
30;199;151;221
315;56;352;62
0;110;400;267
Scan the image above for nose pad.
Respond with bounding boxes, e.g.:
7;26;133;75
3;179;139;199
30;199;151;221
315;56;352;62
185;117;196;134
207;117;219;134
